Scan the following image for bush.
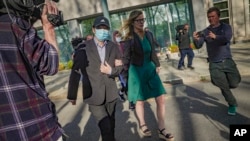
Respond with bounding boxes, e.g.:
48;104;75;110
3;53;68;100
190;43;196;49
168;44;179;53
58;62;65;71
168;43;196;53
67;60;73;69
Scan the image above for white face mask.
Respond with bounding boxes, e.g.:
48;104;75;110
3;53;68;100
115;37;121;43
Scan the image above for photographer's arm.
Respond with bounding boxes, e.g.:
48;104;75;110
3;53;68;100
41;1;58;52
193;31;204;49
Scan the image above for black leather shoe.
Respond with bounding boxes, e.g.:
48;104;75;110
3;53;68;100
178;67;184;70
188;66;195;70
129;102;135;110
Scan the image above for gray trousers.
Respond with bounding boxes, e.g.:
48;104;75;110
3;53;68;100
209;58;241;106
89;99;117;141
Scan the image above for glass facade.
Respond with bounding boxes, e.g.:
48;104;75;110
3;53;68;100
38;0;193;63
80;0;192;48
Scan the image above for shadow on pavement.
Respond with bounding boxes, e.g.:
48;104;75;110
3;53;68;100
169;82;250;141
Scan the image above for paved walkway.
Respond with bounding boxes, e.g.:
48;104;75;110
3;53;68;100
45;42;250;141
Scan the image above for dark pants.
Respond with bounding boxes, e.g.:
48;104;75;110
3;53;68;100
89;100;117;141
178;48;194;68
209;58;241;106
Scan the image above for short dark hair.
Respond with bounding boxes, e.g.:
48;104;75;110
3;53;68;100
207;7;220;17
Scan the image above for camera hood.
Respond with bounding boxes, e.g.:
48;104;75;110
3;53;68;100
0;0;34;17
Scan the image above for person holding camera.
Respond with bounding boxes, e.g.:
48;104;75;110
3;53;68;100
193;7;241;116
176;23;195;70
0;0;65;140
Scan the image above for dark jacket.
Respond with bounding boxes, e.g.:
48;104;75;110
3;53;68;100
67;39;123;105
176;30;190;49
67;42;91;101
194;22;232;62
122;31;160;67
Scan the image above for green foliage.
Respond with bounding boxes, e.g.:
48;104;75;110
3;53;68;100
67;60;73;69
168;42;196;53
168;44;179;53
58;62;65;71
80;18;95;37
58;60;73;71
190;42;196;49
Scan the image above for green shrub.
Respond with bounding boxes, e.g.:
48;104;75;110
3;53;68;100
168;43;196;53
58;62;65;71
190;43;196;49
67;60;73;69
168;44;179;53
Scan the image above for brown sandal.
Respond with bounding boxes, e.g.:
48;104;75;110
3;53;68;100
139;124;152;137
158;128;174;141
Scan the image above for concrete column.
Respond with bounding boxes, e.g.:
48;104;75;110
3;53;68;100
191;0;212;31
100;0;112;29
67;20;81;39
231;0;246;42
191;0;212;55
244;0;250;38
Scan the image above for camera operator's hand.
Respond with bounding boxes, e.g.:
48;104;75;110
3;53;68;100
41;0;59;52
208;31;216;40
193;31;200;40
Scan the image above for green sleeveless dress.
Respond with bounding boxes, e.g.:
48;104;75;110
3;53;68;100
128;35;166;104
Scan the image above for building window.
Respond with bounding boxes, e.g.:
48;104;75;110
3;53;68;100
213;0;230;24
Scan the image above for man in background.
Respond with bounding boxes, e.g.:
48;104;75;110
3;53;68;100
176;23;195;70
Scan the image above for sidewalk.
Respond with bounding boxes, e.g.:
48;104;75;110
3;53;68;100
158;42;250;85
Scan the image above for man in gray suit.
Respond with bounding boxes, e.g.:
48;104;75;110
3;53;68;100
67;16;123;141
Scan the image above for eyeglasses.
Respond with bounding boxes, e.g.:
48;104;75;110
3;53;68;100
134;18;146;23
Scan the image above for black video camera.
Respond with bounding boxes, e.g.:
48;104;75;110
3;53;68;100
175;25;185;32
71;37;86;49
0;0;63;26
33;0;63;26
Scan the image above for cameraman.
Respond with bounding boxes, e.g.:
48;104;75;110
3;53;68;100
193;7;241;116
0;0;64;140
176;23;195;70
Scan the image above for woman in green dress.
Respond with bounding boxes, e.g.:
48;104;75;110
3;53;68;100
121;9;174;140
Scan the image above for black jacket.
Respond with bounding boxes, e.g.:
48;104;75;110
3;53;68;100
67;39;123;105
67;42;91;101
122;31;160;67
176;31;190;49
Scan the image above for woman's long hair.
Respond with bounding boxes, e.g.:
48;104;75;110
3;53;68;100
120;9;143;40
